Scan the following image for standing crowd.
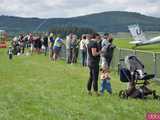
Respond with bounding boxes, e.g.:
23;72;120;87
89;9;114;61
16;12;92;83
9;32;116;96
66;33;116;95
85;33;116;96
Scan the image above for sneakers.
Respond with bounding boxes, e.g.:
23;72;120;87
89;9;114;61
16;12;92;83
95;92;100;96
87;91;100;96
88;91;92;96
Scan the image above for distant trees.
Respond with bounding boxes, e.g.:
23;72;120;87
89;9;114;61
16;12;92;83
48;26;96;37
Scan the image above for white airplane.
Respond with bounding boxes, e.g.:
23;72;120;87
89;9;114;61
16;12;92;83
128;24;160;47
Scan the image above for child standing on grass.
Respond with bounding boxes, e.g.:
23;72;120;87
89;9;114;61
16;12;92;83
8;46;13;60
100;67;112;95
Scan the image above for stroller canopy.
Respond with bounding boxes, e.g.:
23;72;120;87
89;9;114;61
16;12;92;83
125;55;144;74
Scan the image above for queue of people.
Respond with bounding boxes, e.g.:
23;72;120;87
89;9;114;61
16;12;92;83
9;32;116;96
11;34;27;56
11;33;44;56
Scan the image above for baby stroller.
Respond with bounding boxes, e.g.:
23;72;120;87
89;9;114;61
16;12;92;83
118;55;159;99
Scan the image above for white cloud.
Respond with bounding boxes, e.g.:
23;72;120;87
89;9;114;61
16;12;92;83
0;0;160;18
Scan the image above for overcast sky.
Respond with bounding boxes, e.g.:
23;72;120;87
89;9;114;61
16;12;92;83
0;0;160;18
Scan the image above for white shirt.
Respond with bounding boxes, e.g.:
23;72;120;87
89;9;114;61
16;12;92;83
13;37;18;42
80;39;87;50
66;35;71;49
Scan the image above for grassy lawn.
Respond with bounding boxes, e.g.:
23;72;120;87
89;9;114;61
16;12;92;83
0;48;160;120
114;38;160;52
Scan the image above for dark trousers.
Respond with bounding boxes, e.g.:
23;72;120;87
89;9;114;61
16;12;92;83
67;48;79;64
106;57;112;68
71;48;77;63
9;54;13;60
44;46;48;56
87;65;99;92
75;48;79;63
66;49;71;64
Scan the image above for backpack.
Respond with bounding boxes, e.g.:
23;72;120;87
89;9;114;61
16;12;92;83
102;44;114;58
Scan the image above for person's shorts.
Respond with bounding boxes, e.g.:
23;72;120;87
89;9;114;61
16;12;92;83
53;47;61;54
49;46;52;50
38;44;42;49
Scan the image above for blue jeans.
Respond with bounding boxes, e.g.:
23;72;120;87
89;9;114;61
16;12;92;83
100;79;112;94
80;50;87;66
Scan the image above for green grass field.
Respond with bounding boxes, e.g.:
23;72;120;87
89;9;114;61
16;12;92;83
114;38;160;52
0;48;160;120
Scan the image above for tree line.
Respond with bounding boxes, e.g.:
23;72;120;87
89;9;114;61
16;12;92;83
48;26;96;38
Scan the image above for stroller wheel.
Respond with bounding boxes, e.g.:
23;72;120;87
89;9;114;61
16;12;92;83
153;95;160;100
119;90;128;99
153;90;160;100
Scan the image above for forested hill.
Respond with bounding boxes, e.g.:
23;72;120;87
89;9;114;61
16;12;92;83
0;11;160;33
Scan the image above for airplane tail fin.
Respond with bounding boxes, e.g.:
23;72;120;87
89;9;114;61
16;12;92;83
128;24;147;42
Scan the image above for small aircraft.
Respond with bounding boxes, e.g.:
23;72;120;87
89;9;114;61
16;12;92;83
128;24;160;47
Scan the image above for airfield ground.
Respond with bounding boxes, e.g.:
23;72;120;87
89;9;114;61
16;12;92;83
0;44;160;120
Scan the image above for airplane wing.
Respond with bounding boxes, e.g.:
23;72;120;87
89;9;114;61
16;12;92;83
129;41;142;44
